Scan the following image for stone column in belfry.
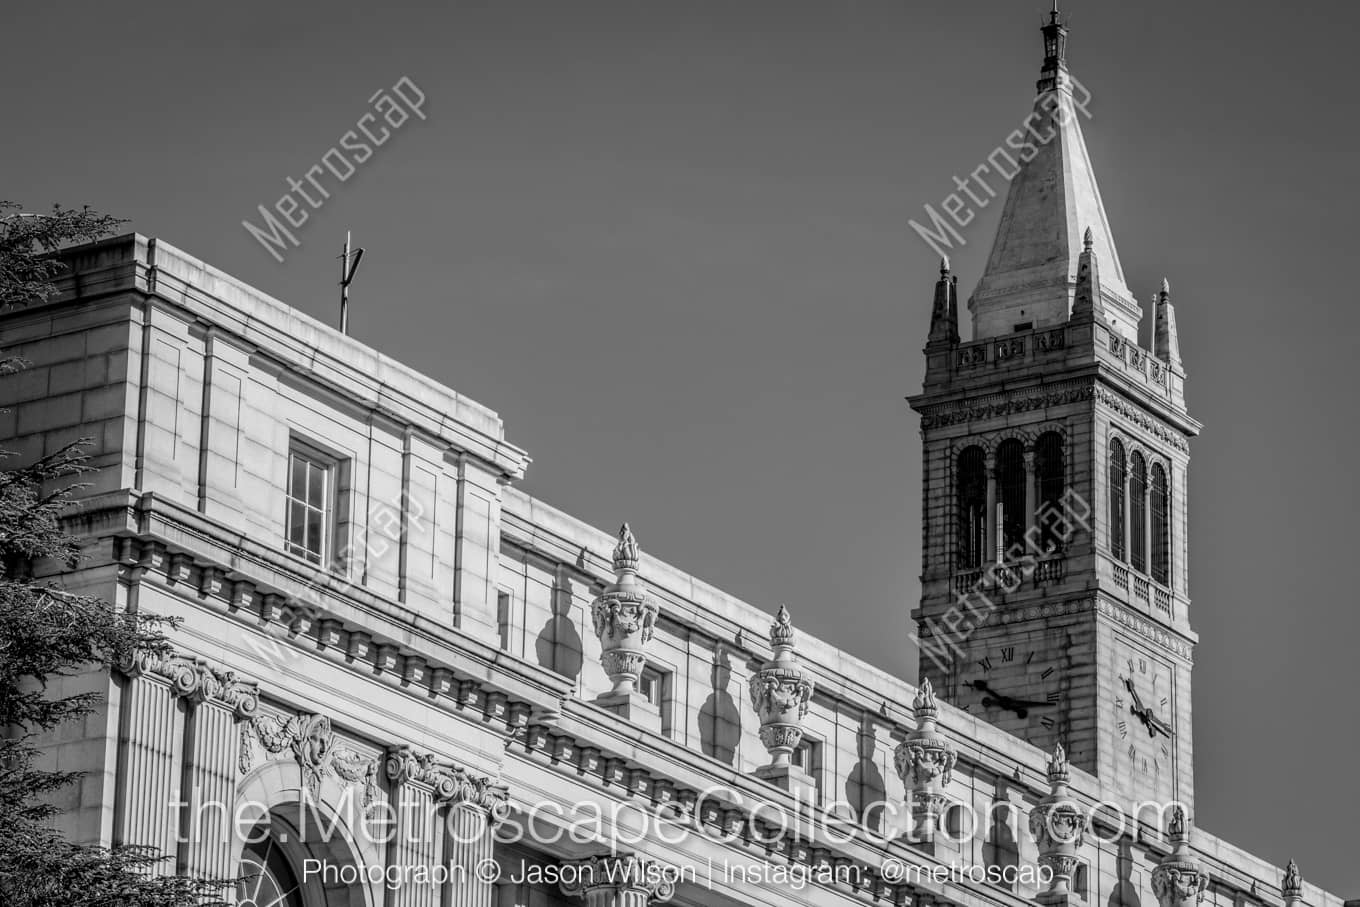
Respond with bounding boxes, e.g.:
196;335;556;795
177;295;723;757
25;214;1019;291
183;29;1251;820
178;662;259;882
1029;744;1088;905
894;679;957;848
385;747;444;907
1151;807;1209;907
559;854;675;907
114;654;187;861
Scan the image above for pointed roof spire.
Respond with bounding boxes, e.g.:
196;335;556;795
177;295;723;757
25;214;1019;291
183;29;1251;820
1154;278;1184;371
968;16;1142;341
927;257;959;347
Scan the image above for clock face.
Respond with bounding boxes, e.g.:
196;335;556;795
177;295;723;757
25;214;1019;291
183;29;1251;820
958;642;1065;742
1111;644;1176;797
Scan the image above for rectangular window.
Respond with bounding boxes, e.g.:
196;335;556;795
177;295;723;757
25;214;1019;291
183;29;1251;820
792;737;823;792
638;665;665;706
285;443;337;566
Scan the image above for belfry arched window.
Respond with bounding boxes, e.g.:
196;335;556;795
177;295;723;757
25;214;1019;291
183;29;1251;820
1151;463;1170;585
957;446;987;569
996;439;1026;555
1035;432;1065;552
1109;439;1126;561
1129;451;1147;573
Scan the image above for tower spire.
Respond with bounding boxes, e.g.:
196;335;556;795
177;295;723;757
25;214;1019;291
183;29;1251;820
967;10;1142;342
927;257;959;347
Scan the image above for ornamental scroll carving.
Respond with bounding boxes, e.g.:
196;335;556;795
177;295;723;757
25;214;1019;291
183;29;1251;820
238;713;379;809
384;745;511;824
121;651;259;719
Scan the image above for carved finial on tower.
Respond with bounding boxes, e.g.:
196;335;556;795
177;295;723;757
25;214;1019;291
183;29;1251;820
1072;224;1104;324
1038;0;1070;91
1031;742;1087;905
1152;807;1209;907
927;259;960;347
894;678;956;848
1154;277;1184;372
1282;860;1304;906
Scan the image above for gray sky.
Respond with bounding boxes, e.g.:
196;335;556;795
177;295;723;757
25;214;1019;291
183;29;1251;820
8;0;1358;892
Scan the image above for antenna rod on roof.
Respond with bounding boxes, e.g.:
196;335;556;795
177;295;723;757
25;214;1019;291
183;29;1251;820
338;230;365;335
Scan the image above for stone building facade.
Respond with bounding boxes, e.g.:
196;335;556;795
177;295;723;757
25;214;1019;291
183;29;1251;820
1;11;1347;907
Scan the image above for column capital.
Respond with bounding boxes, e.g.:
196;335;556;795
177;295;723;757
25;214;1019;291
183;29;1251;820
559;854;675;904
120;650;260;720
384;745;511;825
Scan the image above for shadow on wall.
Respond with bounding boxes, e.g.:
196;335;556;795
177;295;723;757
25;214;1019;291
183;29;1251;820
1108;837;1142;907
846;723;887;832
535;574;584;683
700;650;742;765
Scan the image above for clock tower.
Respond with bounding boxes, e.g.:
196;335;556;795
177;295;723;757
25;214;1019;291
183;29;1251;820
907;9;1200;809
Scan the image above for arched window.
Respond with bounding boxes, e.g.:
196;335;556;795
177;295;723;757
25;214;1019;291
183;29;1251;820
238;825;304;907
957;447;987;569
1035;432;1065;552
1129;451;1147;573
996;439;1026;556
1109;439;1126;561
1151;463;1169;585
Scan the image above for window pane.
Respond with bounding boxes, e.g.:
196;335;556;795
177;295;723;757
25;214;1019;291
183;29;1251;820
287;501;306;549
1151;465;1169;584
957;447;987;569
996;439;1026;555
290;454;305;499
1130;452;1147;573
1109;440;1126;561
307;461;326;508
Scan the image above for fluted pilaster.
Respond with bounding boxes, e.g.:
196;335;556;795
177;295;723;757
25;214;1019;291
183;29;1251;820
114;671;184;858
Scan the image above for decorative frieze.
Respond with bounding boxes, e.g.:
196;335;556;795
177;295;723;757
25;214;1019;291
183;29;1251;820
1095;386;1190;452
238;712;379;808
919;384;1094;430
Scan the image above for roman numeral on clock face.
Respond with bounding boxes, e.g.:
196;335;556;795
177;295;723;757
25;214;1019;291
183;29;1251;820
1047;690;1061;702
1040;667;1054;680
1128;743;1137;759
1001;647;1015;662
1040;716;1055;729
978;657;993;673
1118;719;1128;738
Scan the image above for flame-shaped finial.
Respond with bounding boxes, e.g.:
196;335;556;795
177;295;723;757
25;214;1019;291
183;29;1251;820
1282;860;1303;901
612;523;639;574
769;604;795;649
940;256;950;276
1160;277;1171;297
912;678;939;723
1047;742;1070;787
1083;226;1094;251
1167;805;1188;842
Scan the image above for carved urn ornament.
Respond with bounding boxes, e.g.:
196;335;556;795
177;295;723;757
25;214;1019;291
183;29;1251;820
591;524;659;696
1029;743;1088;902
1151;806;1210;907
749;605;814;767
893;679;957;842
